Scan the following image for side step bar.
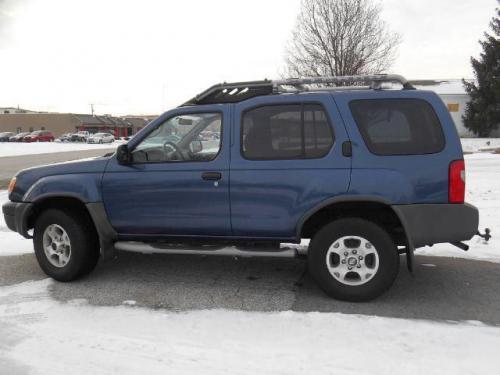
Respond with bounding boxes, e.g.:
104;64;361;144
114;241;301;258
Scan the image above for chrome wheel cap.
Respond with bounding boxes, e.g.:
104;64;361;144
326;236;379;286
42;224;71;268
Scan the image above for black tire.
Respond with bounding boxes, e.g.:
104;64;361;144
308;218;399;302
33;208;100;282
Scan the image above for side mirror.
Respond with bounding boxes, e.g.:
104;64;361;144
116;144;131;164
189;140;203;153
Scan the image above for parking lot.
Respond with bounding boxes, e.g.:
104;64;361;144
0;143;499;374
0;146;498;321
1;251;500;324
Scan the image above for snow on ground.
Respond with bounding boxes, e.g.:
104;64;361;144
0;279;499;375
0;141;121;157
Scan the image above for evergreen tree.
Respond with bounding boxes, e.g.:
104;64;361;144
463;5;500;137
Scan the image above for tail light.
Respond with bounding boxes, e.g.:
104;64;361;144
449;160;465;203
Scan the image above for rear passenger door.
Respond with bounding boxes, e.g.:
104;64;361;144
230;94;351;241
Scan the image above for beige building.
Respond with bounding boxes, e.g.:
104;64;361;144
0;113;155;137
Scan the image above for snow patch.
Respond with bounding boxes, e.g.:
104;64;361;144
0;141;121;158
0;279;499;375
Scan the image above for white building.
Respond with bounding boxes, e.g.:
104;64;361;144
0;106;39;114
413;79;500;138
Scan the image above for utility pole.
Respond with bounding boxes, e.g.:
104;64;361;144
90;103;94;116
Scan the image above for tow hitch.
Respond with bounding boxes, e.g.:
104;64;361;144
450;228;491;251
477;228;492;242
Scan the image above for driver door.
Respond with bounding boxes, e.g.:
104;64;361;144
102;105;231;238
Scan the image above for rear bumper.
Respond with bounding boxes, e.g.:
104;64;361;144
2;201;34;238
392;203;479;248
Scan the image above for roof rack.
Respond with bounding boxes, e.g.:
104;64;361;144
181;74;414;106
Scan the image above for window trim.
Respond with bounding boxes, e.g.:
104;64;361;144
240;102;335;161
129;110;224;165
349;98;446;156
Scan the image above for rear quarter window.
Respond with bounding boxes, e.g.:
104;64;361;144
349;99;445;155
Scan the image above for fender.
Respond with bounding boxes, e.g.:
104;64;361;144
23;173;103;203
22;174;117;260
296;195;415;272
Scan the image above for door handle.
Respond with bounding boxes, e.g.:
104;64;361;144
202;172;222;181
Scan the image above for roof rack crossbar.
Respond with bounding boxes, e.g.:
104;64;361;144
181;74;414;106
273;74;414;92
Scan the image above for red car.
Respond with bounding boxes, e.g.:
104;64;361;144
23;131;55;142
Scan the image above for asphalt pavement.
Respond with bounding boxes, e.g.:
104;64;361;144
1;251;499;325
1;149;499;325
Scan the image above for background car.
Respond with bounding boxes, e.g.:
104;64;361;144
87;133;115;144
56;133;73;142
71;131;90;142
9;132;30;142
0;132;15;142
23;130;55;142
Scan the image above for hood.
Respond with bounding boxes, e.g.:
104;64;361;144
9;155;112;202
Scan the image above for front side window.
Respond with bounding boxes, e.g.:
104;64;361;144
132;112;222;163
349;99;445;155
242;104;334;160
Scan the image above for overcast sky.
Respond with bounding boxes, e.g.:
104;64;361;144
0;0;496;115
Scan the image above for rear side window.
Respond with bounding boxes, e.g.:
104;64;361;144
242;104;334;160
349;99;445;155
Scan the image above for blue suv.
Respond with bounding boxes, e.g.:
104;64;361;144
2;75;482;301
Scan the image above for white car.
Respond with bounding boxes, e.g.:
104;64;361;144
87;133;115;144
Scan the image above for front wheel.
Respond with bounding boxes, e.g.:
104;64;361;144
308;218;399;302
34;208;100;281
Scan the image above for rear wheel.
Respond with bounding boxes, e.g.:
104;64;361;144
34;208;100;281
308;218;399;302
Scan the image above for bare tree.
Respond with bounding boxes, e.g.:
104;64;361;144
285;0;401;78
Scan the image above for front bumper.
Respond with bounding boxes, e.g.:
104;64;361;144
392;203;479;248
2;201;34;238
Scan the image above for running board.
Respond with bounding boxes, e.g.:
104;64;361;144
114;241;300;258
